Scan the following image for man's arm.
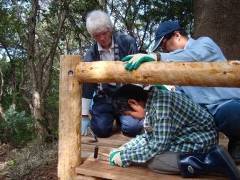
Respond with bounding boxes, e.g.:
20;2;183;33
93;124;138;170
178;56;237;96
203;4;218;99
119;116;174;167
123;37;226;71
81;46;98;135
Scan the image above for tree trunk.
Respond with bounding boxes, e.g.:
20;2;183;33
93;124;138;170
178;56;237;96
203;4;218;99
23;0;70;142
32;91;47;142
0;68;4;119
193;0;240;59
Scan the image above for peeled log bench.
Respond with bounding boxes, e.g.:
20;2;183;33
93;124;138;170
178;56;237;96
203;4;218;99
75;60;240;87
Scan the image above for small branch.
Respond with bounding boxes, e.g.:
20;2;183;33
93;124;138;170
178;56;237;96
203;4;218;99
0;69;3;102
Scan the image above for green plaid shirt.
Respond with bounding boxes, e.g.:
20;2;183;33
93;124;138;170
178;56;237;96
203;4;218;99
120;87;218;167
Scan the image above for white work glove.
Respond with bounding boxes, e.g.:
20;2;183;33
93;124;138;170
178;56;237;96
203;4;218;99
81;116;90;136
109;150;124;167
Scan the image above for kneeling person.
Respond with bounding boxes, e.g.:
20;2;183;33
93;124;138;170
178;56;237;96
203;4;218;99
109;84;240;179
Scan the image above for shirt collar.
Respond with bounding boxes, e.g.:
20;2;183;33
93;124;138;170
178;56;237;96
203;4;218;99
184;37;194;49
97;37;114;52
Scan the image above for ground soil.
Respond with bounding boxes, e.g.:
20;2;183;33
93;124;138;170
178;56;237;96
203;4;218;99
22;160;57;180
0;143;58;180
0;144;11;179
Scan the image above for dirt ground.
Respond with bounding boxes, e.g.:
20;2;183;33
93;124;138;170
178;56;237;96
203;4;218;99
22;160;57;180
0;143;58;180
0;144;11;179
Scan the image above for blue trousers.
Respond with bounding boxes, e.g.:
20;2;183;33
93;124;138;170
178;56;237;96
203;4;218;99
213;100;240;141
90;95;143;138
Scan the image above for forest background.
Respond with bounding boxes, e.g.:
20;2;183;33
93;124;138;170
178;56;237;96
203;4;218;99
0;0;239;178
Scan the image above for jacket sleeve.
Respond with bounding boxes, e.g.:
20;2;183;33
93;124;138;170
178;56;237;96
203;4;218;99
160;37;226;62
120;114;174;166
119;90;175;166
82;46;98;99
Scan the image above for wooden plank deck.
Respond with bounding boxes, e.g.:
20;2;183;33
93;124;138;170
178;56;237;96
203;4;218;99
76;133;236;180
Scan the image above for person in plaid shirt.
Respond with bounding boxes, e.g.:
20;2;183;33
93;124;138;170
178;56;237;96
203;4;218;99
109;84;240;179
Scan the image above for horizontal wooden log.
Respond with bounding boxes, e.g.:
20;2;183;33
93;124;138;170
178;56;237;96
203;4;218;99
75;60;240;87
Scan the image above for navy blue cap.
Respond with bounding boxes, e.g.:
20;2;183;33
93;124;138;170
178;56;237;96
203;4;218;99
151;20;181;52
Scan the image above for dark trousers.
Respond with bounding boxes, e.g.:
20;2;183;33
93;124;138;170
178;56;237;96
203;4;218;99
146;146;240;179
90;94;143;138
214;100;240;141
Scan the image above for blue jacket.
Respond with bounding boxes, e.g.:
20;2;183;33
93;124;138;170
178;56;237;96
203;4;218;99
160;37;240;114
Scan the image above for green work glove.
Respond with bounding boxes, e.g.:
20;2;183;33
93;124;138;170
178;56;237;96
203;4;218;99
122;53;155;71
109;150;124;167
154;84;168;91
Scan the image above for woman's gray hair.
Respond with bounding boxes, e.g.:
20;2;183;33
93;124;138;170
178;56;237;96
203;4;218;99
86;10;113;36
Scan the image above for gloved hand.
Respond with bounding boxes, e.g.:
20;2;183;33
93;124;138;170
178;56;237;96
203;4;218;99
155;84;168;91
109;150;124;167
122;53;155;71
81;116;90;136
110;146;125;153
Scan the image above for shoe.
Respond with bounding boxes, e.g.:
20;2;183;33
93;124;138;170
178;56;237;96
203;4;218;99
179;145;240;179
228;140;240;164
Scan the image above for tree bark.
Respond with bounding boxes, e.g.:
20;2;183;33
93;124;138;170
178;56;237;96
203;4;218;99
193;0;240;59
23;0;70;142
0;69;4;119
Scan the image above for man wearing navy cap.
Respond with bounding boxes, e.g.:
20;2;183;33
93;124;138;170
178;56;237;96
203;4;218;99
122;20;240;164
151;20;183;52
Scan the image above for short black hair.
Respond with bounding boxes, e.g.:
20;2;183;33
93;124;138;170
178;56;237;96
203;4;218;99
165;29;188;39
112;84;148;115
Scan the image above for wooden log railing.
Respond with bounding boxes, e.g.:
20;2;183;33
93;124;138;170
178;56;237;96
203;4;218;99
58;56;82;180
76;60;240;87
58;55;240;180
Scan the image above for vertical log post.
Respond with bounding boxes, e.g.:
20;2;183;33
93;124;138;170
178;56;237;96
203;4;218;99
58;55;82;179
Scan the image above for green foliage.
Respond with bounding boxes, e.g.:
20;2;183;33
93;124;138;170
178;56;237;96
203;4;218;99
0;105;36;147
108;0;193;51
44;68;59;140
0;0;194;144
0;60;28;113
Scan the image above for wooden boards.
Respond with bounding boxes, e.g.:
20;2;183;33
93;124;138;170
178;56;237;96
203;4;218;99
78;133;229;180
76;158;182;180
